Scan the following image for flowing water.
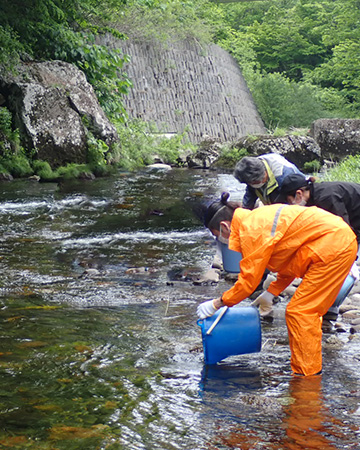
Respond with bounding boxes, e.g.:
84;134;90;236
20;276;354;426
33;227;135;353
0;168;359;449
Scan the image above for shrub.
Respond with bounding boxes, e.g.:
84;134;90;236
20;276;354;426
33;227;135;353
322;155;360;183
1;154;33;178
303;160;321;174
249;72;335;130
214;146;249;169
54;163;91;180
32;160;56;181
114;119;194;170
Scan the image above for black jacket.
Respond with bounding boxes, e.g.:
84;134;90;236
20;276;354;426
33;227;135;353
308;181;360;243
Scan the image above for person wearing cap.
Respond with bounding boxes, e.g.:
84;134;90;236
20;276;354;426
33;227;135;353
281;174;360;328
234;154;304;210
280;174;360;244
197;202;357;376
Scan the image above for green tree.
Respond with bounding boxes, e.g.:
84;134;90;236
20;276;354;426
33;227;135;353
0;0;131;120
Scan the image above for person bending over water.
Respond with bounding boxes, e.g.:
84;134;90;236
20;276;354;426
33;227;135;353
198;193;357;376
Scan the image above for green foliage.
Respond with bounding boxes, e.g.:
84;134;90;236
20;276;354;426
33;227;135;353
0;163;9;174
86;134;108;166
0;106;12;133
115;0;216;45
53;163;91;180
32;160;56;181
214;146;249;169
1;153;33;178
0;25;23;70
154;130;194;165
305;39;360;107
303;159;321;174
0;107;21;151
322;155;360;183
86;134;114;176
33;158;108;181
213;0;360;127
113;119;195;170
249;6;326;80
248;72;331;129
216;29;259;80
0;107;30;175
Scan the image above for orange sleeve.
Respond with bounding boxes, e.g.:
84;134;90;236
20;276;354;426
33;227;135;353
221;241;275;306
267;273;295;297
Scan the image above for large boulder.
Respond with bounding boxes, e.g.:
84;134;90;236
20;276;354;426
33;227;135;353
0;61;118;168
186;135;224;169
233;134;322;170
310;119;360;161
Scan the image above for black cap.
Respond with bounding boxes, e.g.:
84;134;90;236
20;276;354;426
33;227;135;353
281;174;309;196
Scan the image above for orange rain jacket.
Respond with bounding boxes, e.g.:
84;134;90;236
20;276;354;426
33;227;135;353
222;204;357;375
222;204;356;304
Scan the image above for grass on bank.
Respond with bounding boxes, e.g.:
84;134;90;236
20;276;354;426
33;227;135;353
0;106;197;180
321;155;360;183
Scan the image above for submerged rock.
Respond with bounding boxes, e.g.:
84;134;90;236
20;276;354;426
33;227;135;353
79;268;101;278
350;324;360;334
342;309;360;320
125;267;157;275
193;268;221;285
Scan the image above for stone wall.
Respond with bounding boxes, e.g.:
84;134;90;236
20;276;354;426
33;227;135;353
101;37;266;143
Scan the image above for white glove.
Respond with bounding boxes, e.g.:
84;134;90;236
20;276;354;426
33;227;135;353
350;262;360;282
197;299;219;319
251;291;274;318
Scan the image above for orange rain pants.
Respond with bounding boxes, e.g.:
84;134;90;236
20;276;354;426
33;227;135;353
221;204;357;376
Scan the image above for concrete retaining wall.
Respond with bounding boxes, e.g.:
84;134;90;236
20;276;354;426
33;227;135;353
101;37;266;143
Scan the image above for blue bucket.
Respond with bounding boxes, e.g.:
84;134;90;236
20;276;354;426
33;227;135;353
197;306;261;365
331;274;355;309
220;242;242;273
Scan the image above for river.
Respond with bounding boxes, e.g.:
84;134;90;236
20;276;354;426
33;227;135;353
0;168;359;449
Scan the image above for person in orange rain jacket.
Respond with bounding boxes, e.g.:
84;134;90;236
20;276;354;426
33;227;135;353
197;202;357;376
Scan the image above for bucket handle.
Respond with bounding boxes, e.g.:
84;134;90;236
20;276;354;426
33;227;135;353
206;306;228;335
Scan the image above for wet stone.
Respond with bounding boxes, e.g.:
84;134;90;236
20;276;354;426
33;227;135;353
340;303;358;314
348;284;360;295
324;335;344;347
350;324;360;334
348;293;360;303
79;268;101;278
342;309;360;320
334;322;347;333
192;268;221;285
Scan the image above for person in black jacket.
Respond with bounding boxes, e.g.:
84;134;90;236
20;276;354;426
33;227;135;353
280;173;360;330
280;174;360;244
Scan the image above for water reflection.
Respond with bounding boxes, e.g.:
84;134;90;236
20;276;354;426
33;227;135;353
199;362;263;395
282;375;339;450
201;367;359;450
